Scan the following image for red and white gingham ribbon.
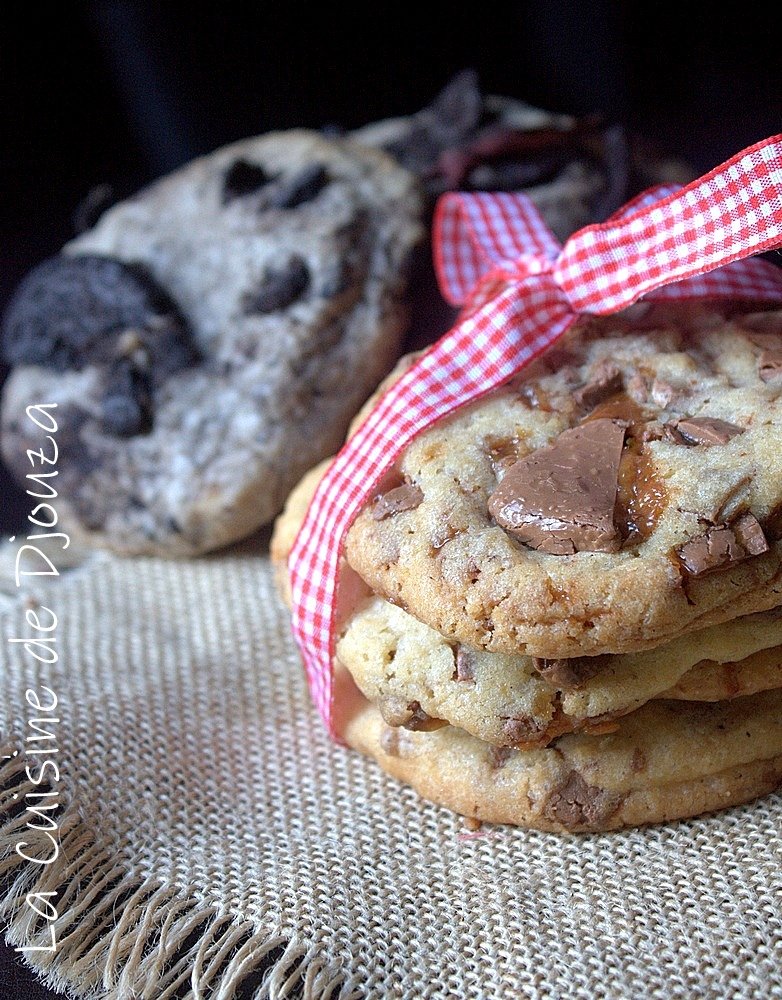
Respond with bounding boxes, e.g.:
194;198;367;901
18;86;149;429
289;134;782;738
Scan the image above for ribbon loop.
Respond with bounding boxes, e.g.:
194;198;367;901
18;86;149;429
433;191;560;305
555;135;782;314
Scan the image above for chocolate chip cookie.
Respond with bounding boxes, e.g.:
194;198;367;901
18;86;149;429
1;130;424;555
341;683;782;833
272;299;782;830
344;302;782;659
335;595;782;749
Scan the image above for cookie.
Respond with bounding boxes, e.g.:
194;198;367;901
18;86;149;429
338;678;782;833
662;643;782;701
350;68;689;240
335;595;782;748
271;457;782;749
342;302;782;659
1;130;424;556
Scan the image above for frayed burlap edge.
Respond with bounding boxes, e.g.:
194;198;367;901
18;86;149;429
0;739;362;1000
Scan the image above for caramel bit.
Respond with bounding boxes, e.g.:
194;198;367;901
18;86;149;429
485;434;522;476
462;816;483;832
758;350;782;382
542;771;623;829
665;416;745;446
676;512;769;578
615;442;667;546
533;654;611;689
488;418;626;555
372;482;423;520
515;380;555;411
573;361;623;410
378;697;444;732
431;520;462;551
452;645;477;683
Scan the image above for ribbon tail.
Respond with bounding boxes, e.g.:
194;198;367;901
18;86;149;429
555;134;782;314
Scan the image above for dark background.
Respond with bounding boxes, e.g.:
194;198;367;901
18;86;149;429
1;3;781;996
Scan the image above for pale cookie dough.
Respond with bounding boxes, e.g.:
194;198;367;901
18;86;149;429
343;302;782;658
340;685;782;833
335;596;782;748
1;130;424;556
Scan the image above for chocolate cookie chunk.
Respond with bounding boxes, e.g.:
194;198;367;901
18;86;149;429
0;130;424;556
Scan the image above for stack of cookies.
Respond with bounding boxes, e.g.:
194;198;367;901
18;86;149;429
274;300;782;833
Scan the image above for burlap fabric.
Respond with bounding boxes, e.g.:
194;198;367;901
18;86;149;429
1;533;781;1000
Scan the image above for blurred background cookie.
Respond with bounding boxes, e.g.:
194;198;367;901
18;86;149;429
1;130;424;556
1;76;688;558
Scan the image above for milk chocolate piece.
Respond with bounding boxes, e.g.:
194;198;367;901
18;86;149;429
488;418;626;554
573;361;623;409
372;482;424;520
542;771;623;828
452;645;477;683
759;350;782;382
533;654;610;689
501;716;546;747
377;697;442;731
676;512;769;577
668;416;744;446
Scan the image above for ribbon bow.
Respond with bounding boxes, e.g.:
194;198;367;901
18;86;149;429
289;134;782;739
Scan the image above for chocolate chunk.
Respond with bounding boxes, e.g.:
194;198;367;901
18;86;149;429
223;159;273;202
243;257;310;314
1;255;197;375
667;416;745;446
452;645;477;683
542;771;623;829
676;512;769;577
533;655;610;689
378;697;443;732
501;716;546;747
759;350;782;382
488;419;626;554
372;482;424;520
268;163;329;209
573;361;623;410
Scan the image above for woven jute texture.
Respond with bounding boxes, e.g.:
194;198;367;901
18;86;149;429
1;533;782;1000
